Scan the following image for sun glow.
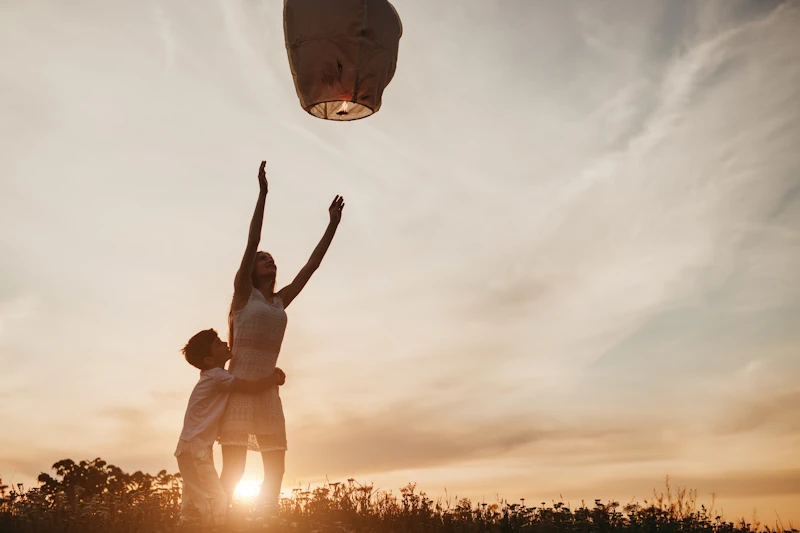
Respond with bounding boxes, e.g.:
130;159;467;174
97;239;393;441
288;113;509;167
234;479;261;501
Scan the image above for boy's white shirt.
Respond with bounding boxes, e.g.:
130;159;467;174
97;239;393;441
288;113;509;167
176;367;236;449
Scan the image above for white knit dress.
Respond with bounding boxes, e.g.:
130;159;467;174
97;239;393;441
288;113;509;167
218;287;288;452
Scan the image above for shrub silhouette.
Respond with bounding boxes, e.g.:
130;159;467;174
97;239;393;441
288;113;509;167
1;459;796;533
2;458;181;533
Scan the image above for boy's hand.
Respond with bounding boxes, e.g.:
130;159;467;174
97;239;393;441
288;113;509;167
258;369;286;389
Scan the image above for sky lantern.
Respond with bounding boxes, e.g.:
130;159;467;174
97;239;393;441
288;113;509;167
283;0;402;121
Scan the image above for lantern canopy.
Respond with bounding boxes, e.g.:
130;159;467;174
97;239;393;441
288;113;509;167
283;0;402;121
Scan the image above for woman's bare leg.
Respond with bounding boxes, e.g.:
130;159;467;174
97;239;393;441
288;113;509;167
259;450;286;515
219;445;248;506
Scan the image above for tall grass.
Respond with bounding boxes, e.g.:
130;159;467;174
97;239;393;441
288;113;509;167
1;459;795;533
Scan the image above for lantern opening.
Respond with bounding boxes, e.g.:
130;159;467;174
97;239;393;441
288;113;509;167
307;100;374;121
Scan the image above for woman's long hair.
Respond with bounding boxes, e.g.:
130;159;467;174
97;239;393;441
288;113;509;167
228;261;276;351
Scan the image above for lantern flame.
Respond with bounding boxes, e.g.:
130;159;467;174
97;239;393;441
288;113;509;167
336;101;349;115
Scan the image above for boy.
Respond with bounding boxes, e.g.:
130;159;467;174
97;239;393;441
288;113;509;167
175;328;285;527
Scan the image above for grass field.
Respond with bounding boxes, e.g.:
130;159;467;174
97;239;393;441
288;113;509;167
1;458;796;533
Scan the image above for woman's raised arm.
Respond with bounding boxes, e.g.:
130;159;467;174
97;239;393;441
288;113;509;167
232;161;268;311
278;195;344;308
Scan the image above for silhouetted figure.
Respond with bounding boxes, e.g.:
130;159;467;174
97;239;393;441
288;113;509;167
175;329;284;527
218;161;345;517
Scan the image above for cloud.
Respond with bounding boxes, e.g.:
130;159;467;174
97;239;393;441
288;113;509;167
575;468;800;500
0;456;50;485
285;399;682;480
0;295;38;338
152;2;176;71
150;389;187;405
714;388;800;436
97;405;178;462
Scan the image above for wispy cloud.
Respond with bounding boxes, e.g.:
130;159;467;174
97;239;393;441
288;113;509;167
714;388;800;437
0;295;38;338
152;2;176;71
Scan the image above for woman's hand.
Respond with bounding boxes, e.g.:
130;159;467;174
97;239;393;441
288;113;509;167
258;160;268;195
328;195;345;225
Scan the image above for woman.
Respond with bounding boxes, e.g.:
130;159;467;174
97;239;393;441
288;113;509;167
218;160;344;514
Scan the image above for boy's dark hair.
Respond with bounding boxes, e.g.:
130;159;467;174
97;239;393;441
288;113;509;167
182;329;218;370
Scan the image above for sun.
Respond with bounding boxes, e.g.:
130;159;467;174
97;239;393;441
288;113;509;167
234;479;261;501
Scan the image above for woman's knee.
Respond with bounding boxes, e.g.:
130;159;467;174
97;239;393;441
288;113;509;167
261;451;285;476
221;446;248;475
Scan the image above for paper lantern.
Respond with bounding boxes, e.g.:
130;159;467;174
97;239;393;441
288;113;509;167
283;0;402;121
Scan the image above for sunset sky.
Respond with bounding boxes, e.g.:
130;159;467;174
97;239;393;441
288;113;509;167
2;0;799;523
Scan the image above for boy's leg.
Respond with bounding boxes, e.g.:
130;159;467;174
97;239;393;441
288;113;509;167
176;450;204;525
177;443;227;527
192;446;228;526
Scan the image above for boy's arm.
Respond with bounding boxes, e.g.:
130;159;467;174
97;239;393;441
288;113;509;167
229;369;285;393
230;376;274;393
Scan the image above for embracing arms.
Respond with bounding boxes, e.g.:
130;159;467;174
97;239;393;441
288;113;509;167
230;368;286;393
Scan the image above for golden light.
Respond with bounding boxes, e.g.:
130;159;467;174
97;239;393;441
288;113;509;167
336;101;349;116
234;479;261;501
